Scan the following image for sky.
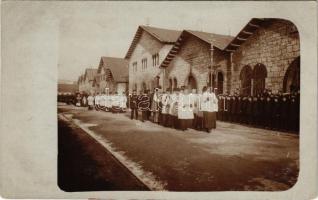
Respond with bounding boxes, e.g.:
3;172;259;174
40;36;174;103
3;1;264;82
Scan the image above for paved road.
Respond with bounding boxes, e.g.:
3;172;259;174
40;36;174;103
58;105;299;191
58;116;149;191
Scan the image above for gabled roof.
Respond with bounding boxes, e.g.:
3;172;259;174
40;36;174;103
98;56;128;83
160;29;234;68
185;30;234;50
224;18;267;52
84;68;98;81
125;25;182;59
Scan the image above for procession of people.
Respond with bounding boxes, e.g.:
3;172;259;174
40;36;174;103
60;86;300;133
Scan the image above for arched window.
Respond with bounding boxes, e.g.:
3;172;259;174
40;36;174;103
217;72;224;94
187;75;197;90
283;57;300;93
253;63;267;95
173;78;178;89
240;65;253;96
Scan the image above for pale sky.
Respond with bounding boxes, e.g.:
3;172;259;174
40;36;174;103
4;1;262;82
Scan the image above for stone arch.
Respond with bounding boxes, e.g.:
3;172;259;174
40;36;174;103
240;65;253;96
184;73;198;90
283;56;300;93
253;63;267;95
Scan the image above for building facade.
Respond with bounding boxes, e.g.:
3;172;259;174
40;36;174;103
160;18;300;95
225;18;300;95
125;26;181;93
77;68;98;94
160;30;233;93
95;56;129;94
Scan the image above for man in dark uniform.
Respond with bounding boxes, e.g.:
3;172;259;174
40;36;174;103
236;95;242;123
289;93;298;132
240;96;247;124
246;96;253;125
218;95;224;121
271;94;281;130
252;95;259;126
130;90;139;120
224;94;231;122
280;94;290;131
264;95;272;129
258;94;266;128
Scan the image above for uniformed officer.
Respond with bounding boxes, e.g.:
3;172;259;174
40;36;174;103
130;90;139;120
252;96;259;126
246;96;253;125
264;95;272;128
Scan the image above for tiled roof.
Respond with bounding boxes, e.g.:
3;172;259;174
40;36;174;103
185;30;234;50
125;25;182;59
160;30;234;68
99;56;128;83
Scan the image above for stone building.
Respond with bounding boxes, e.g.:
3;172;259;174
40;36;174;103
160;30;233;94
224;18;300;95
77;68;98;94
95;56;129;94
125;25;181;93
160;18;300;95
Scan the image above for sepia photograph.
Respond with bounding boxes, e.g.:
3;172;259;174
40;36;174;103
57;4;300;192
2;1;317;199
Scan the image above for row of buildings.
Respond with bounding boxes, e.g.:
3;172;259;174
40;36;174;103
78;18;300;96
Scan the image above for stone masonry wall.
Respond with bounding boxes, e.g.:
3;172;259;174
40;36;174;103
166;35;211;92
128;30;173;93
230;19;300;94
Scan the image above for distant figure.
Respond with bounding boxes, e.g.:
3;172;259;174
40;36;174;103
87;94;94;110
130;90;139;120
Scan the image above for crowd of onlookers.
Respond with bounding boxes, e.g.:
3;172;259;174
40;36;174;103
58;87;300;133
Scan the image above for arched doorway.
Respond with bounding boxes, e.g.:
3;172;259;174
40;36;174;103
187;75;197;90
240;65;253;96
253;63;267;95
283;57;300;93
217;72;224;94
173;78;178;89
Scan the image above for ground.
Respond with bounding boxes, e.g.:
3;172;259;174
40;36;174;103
58;104;299;192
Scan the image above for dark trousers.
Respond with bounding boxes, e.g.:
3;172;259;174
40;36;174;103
131;108;138;119
141;111;148;121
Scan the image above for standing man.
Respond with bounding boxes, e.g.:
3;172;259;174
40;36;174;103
119;91;128;113
87;93;94;110
151;88;161;124
161;89;171;127
190;88;199;129
178;87;194;131
130;90;139;120
200;86;217;133
94;92;100;111
138;90;151;122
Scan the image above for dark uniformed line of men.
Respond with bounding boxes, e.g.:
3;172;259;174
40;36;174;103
217;89;300;132
58;87;300;133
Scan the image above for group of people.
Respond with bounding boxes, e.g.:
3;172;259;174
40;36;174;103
129;86;218;133
75;92;128;113
217;90;300;132
67;87;300;134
